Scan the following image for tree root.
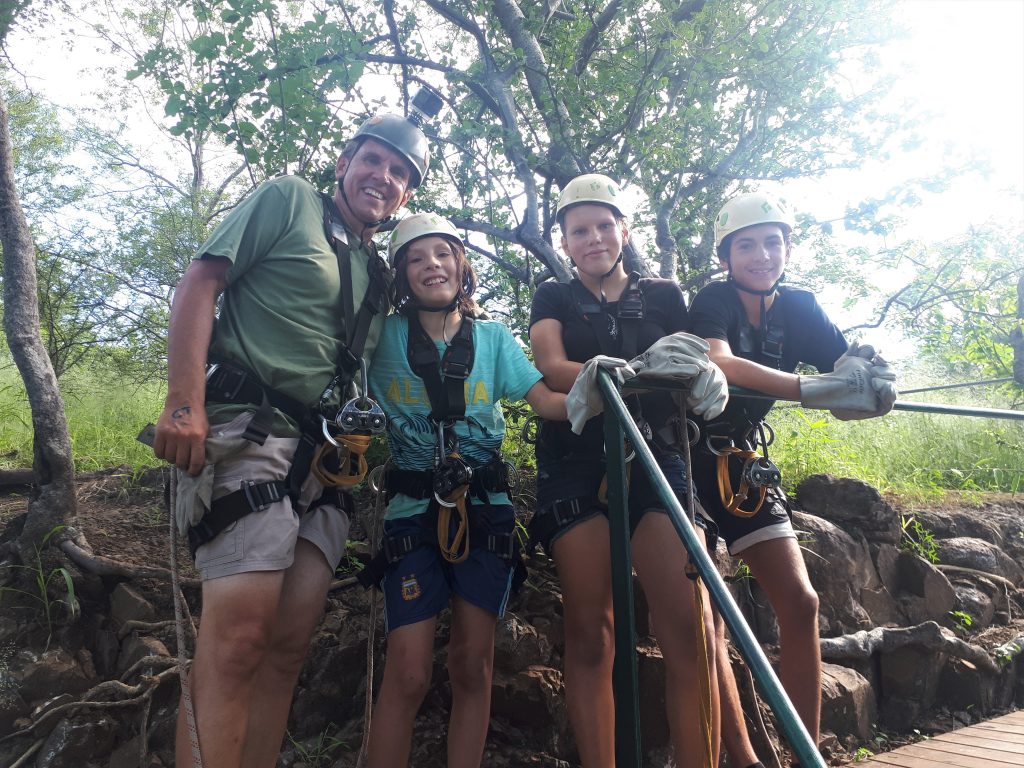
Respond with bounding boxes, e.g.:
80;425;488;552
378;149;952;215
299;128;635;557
58;527;200;589
118;619;176;640
819;620;998;674
0;664;179;748
935;563;1020;591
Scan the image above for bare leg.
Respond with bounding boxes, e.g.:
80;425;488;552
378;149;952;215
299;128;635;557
175;569;285;768
446;597;498;768
366;617;438;768
240;539;335;767
552;516;615;768
741;538;821;748
716;611;761;767
632;513;719;768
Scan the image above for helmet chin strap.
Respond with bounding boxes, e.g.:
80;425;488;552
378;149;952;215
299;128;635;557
727;270;785;333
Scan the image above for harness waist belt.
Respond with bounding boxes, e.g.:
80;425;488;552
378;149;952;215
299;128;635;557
385;460;512;499
205;363;308;424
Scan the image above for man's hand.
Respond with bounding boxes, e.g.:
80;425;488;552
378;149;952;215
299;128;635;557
153;401;210;476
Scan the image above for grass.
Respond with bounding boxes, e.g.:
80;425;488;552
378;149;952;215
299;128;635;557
1;356;1022;501
0;359;164;472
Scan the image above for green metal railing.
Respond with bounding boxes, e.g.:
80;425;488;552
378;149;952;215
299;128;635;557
599;372;1023;766
600;370;826;768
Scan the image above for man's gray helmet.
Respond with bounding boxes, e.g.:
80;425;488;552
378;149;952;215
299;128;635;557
352;114;431;188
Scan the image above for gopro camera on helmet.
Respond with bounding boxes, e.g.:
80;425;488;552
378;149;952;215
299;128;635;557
409;85;444;128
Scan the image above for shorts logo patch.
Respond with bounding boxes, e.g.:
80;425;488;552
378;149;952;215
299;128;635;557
401;574;421;601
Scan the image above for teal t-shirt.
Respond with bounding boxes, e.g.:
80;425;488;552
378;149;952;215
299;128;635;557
197;175;386;435
368;314;543;519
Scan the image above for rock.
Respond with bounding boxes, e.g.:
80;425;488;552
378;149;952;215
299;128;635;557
879;645;947;730
793;512;874;636
117;634;170;674
937;657;1000;714
950;582;995;630
895;551;955;625
636;644;669;750
109;583;156;627
13;648;96;703
490;665;569;755
934;537;1024;586
820;663;876;743
494;613;553;671
795;474;901;545
0;686;28;735
36;714;118;767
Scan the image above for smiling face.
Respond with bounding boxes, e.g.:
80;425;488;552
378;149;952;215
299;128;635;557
721;222;791;292
401;235;462;309
334;138;415;232
560;203;629;279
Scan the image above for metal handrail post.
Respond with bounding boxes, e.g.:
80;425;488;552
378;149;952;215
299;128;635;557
603;375;643;766
599;371;826;768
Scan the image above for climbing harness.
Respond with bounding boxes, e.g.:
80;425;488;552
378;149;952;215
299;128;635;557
708;421;782;518
192;193;391;556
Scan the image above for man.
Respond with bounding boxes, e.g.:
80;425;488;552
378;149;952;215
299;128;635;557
153;106;431;767
687;191;897;768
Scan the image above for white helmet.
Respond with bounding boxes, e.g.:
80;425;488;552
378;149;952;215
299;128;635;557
556;173;629;224
388;212;464;267
714;192;795;249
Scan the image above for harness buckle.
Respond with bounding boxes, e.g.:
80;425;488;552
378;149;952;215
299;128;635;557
241;479;278;512
206;363;247;401
443;357;472;380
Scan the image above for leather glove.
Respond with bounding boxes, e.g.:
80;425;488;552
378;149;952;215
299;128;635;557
567;356;636;434
800;342;898;420
628;332;711;381
628;332;728;419
682;362;729;420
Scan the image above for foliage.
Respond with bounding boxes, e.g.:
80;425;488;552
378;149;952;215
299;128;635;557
0;525;80;649
993;640;1022;668
286;725;348;768
948;609;973;636
853;746;874;762
899;515;939;563
128;0;910;295
846;221;1024;383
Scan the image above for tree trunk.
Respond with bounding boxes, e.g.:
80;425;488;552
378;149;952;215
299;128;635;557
0;87;77;555
1012;273;1023;387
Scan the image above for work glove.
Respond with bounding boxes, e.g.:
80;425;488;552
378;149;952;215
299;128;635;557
628;332;729;419
799;341;898;420
567;356;636;434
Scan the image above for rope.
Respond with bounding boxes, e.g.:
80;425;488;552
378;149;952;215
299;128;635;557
356;462;389;768
900;377;1014;395
312;433;372;488
679;397;715;767
716;448;767;517
437;484;471;564
168;470;203;768
694;580;714;766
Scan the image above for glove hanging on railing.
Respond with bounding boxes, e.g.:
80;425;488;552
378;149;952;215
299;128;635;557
799;341;898;420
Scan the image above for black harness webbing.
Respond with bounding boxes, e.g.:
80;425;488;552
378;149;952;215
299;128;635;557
570;271;645;359
383;458;512;501
406;313;475;422
187;480;287;557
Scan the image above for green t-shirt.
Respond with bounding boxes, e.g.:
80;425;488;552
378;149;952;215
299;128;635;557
200;175;386;435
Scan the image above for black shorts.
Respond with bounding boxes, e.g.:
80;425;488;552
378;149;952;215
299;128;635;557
691;447;794;555
531;451;712;554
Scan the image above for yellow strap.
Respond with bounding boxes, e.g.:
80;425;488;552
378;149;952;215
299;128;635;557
716;447;766;518
693;578;715;766
312;433;371;488
437;486;471;563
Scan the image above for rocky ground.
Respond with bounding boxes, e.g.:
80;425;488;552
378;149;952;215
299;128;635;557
0;469;1022;767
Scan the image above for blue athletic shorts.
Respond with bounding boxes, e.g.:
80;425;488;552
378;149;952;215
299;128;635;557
381;504;517;633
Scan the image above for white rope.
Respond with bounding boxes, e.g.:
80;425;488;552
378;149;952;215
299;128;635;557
169;469;204;768
356;462;389;767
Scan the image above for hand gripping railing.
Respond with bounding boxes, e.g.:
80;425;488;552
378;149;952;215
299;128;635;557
597;370;826;768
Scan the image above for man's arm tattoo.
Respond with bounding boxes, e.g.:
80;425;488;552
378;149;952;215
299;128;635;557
171;406;192;421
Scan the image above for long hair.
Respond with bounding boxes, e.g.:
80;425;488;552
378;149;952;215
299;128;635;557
392;235;480;316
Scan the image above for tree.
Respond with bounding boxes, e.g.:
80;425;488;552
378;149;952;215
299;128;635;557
131;0;908;300
0;16;78;555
